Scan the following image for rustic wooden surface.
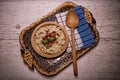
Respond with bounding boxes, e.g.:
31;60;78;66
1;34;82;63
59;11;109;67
0;0;120;80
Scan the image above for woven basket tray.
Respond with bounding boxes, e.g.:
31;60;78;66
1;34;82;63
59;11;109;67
19;2;99;76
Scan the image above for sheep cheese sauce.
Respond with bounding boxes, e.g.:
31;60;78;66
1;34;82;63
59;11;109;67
35;24;66;54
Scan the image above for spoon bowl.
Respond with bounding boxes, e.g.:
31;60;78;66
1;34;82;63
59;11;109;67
66;9;79;28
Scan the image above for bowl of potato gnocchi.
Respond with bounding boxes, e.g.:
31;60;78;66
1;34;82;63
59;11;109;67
31;22;68;58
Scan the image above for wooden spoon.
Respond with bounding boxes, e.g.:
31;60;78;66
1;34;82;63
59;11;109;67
66;9;79;76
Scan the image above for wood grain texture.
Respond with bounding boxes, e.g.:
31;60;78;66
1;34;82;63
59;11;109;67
0;0;120;80
66;9;79;75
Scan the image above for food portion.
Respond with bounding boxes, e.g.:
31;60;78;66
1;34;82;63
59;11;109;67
35;25;66;54
41;31;57;48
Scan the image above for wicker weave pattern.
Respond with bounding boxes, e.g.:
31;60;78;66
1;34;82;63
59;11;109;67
19;2;99;76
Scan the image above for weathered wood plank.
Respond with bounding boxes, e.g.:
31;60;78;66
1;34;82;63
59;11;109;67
0;38;120;63
0;40;22;64
0;0;120;80
0;63;53;80
0;28;120;67
0;39;120;80
98;25;120;39
0;24;120;40
0;1;120;40
0;1;119;25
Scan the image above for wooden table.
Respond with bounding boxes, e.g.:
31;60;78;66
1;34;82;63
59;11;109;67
0;0;120;80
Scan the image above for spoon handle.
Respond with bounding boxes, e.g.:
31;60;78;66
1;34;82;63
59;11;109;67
71;28;78;76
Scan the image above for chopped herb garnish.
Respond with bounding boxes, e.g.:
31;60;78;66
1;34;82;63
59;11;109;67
49;36;56;41
42;40;48;45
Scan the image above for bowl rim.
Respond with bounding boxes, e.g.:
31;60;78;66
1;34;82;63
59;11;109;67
31;22;69;58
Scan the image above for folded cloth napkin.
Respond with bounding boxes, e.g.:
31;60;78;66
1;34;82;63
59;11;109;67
55;6;95;53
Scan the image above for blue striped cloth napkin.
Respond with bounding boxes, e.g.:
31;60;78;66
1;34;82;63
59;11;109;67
55;6;95;53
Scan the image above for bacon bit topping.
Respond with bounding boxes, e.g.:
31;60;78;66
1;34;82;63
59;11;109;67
41;30;58;48
45;29;49;33
39;32;44;34
56;33;60;37
55;40;58;44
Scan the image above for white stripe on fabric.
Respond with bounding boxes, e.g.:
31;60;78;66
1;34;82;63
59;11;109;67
55;11;83;53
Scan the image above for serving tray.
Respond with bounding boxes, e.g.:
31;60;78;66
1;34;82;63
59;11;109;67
19;2;99;76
